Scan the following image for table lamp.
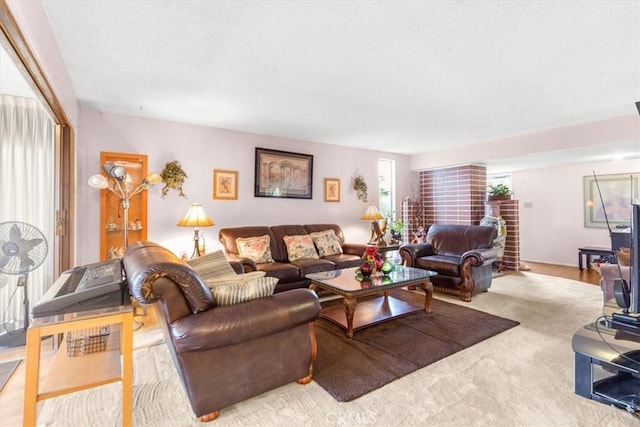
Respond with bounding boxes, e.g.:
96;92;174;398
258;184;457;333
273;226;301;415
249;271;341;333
177;203;214;258
361;205;386;246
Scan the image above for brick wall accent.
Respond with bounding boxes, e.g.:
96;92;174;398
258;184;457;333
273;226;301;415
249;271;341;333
485;200;520;271
421;165;486;225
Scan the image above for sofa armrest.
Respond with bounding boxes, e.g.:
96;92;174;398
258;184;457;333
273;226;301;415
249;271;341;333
399;244;435;267
170;288;320;353
342;242;368;256
228;260;245;274
461;248;498;267
224;253;257;272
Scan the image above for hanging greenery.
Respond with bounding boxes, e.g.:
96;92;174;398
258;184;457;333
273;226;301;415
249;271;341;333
353;175;368;202
159;160;188;198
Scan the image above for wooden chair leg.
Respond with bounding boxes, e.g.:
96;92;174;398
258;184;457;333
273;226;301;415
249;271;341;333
198;410;220;422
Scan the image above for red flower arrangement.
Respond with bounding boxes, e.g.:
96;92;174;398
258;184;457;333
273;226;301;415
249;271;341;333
357;246;384;277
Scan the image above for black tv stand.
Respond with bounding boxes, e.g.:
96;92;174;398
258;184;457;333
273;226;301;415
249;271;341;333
610;312;640;335
572;305;640;414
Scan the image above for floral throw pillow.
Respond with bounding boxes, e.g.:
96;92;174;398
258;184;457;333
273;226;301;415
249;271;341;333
236;235;274;264
310;229;343;257
283;234;319;262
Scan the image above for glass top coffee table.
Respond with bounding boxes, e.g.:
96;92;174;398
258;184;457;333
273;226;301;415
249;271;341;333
307;266;436;338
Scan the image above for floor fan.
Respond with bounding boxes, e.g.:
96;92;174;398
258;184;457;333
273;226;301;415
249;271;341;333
0;221;48;348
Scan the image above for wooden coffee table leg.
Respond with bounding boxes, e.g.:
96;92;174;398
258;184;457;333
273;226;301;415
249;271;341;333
416;281;433;313
343;297;357;338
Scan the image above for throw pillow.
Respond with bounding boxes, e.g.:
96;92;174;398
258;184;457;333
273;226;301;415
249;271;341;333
204;271;266;287
616;247;631;266
310;229;343;257
186;250;236;281
209;276;279;306
283;234;319;261
236;235;275;263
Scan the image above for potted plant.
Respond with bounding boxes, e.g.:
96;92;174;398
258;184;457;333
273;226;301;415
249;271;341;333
487;184;512;201
384;212;404;243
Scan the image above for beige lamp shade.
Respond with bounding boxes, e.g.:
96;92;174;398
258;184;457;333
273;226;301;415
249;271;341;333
361;205;387;246
361;205;384;220
177;203;215;228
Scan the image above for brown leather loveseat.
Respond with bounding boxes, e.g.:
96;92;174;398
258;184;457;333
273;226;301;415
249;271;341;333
218;223;368;292
399;224;498;302
123;241;320;422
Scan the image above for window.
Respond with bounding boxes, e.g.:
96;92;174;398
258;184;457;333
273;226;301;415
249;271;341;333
378;159;395;219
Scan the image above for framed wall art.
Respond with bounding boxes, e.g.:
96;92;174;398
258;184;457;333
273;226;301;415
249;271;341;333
254;147;313;199
583;173;638;228
324;178;340;202
213;169;238;200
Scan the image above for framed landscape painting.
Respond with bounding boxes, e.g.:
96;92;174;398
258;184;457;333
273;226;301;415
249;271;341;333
583;173;639;228
213;169;238;200
324;178;340;202
254;147;313;199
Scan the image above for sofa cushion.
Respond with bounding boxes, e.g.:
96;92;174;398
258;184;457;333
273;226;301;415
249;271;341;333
209;276;279;306
256;262;301;283
427;224;495;256
291;258;336;277
186;250;236;280
310;229;344;257
416;255;460;276
236;235;275;263
283;235;319;261
322;253;363;269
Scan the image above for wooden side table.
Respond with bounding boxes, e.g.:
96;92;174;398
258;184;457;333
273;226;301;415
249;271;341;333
23;305;133;426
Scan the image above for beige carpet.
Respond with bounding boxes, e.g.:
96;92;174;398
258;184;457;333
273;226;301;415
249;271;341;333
36;273;636;426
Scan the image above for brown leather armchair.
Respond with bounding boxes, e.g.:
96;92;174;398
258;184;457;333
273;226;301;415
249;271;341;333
400;224;497;302
123;241;320;422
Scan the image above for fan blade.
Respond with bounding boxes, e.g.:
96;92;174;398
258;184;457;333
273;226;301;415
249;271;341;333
25;238;43;251
0;254;11;268
9;223;21;240
20;257;35;273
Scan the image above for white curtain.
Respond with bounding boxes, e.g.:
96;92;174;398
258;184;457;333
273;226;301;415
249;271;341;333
0;94;55;331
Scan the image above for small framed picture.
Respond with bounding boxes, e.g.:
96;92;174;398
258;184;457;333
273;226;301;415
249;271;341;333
213;169;238;200
324;178;340;202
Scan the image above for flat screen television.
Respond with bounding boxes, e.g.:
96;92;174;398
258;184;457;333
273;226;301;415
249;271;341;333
611;203;640;333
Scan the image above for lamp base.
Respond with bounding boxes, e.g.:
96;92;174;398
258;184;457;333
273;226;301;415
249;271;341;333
369;221;387;246
189;229;206;258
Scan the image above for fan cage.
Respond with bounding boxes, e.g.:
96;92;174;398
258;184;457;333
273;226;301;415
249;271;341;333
0;221;48;275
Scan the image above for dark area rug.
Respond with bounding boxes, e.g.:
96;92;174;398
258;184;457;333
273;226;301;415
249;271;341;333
0;359;21;391
313;290;519;402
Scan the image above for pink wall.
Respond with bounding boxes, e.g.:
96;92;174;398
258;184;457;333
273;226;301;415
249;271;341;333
514;159;639;266
77;110;415;264
411;115;639;171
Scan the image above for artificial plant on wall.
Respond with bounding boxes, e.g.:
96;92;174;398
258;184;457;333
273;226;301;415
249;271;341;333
353;175;368;202
160;160;188;198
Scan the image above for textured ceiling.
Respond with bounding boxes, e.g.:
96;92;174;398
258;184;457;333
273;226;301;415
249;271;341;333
38;1;640;169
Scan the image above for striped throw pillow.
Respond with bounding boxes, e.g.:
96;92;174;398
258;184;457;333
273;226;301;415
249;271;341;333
187;250;236;280
209;276;279;306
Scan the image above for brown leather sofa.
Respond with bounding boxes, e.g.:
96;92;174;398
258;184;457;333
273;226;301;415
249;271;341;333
218;223;368;292
123;241;320;422
399;224;498;302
